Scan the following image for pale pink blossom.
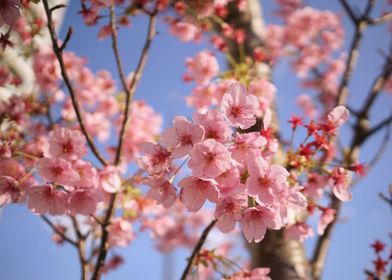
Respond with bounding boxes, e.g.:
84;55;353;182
99;166;121;193
138;142;171;176
160;116;204;158
37;158;79;187
169;21;200;42
246;157;289;204
248;79;277;114
179;176;219;211
230;132;267;164
318;208;336;235
327;105;349;127
68;188;98;215
297;94;318;119
73;160;98;188
193;109;232;143
27;185;68;215
185;50;219;85
214;195;247;233
43;127;87;161
285;222;314;242
188;139;232;178
215;165;244;198
241;206;282;242
331;167;351;201
145;177;177;208
108;218;135;247
221;83;258;129
0;176;21;206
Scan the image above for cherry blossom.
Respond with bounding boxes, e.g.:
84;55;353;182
43;127;87;161
188;139;232;178
185;50;219;85
221;83;258;129
193;109;232;143
160;116;204;158
241;206;283;242
37;158;79;187
179;176;219;211
27;185;68;215
0;176;21;206
145;177;177;208
246;157;290;205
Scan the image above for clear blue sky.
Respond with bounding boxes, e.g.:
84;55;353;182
0;1;391;279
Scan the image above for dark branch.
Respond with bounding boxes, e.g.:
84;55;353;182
180;219;217;280
338;0;358;24
60;27;73;51
41;215;77;247
42;0;108;166
113;4;157;166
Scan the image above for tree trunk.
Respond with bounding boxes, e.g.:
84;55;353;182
225;1;312;279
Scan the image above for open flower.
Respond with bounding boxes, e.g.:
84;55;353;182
221;83;258;129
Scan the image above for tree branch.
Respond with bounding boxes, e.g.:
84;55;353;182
338;0;358;24
180;219;216;280
369;12;392;25
41;215;77;247
42;0;108;166
113;2;157;166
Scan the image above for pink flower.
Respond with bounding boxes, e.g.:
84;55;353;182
27;185;68;215
0;0;21;26
0;176;21;206
169;21;200;42
108;218;135;247
160;116;204;158
188;139;232;178
68;188;98;215
215;165;244;198
248;79;276;114
43;127;87;161
331;167;351;201
145;177;177;208
246;157;289;204
327;105;349;127
241;206;282;242
285;223;314;242
193;109;232;143
99;166;121;193
178;176;219;211
318;208;336;235
230;132;267;164
37;158;79;187
214;195;247;233
221;83;258;129
185;50;219;85
73;160;98;188
138;142;171;176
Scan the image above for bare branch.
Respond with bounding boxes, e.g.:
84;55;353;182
338;0;358;24
42;0;108;166
59;27;73;51
41;215;77;247
113;3;157;166
180;220;217;280
50;4;67;13
366;113;392;140
369;12;392;25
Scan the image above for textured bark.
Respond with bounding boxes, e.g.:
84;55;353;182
225;1;312;279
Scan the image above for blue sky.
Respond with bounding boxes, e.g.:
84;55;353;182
0;1;391;279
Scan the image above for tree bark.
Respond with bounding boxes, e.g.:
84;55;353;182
225;1;312;279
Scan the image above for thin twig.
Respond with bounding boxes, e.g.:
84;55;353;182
41;215;77;246
180;220;217;280
369;12;392;25
338;0;358;24
42;0;107;166
365;113;392;140
113;2;158;165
